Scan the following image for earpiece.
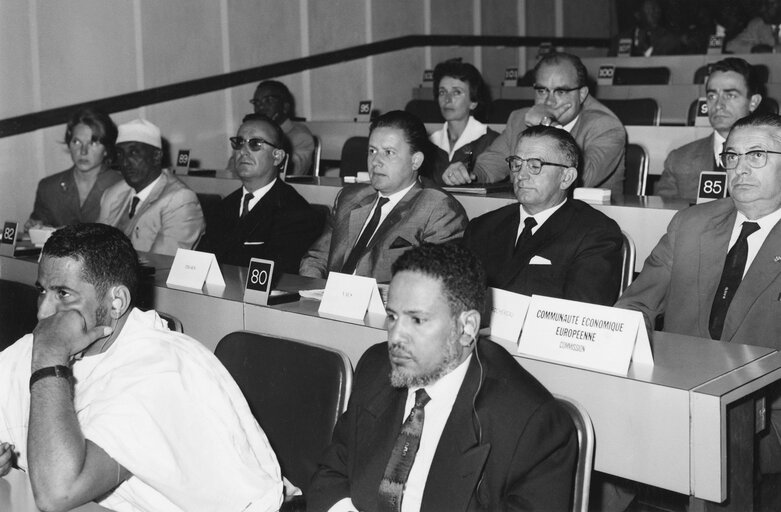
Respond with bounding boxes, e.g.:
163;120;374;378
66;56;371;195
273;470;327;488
112;298;121;310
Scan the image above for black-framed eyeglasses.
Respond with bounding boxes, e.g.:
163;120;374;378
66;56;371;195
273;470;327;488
229;137;280;152
532;84;581;99
249;95;283;107
719;149;781;170
505;156;569;175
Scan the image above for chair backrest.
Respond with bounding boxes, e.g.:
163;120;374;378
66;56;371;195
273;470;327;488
214;332;352;495
624;143;649;196
486;99;535;124
0;279;39;351
688;96;779;126
600;98;660;126
404;99;443;123
554;395;595;512
693;63;769;84
157;311;184;333
312;135;323;176
620;230;637;294
612;66;670;85
339;136;369;177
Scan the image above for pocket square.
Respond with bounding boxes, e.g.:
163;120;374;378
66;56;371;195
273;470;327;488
243;241;265;246
529;255;551;265
389;237;413;249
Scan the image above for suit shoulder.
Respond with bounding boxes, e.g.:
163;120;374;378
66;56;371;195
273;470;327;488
468;203;517;227
275;179;313;206
673;197;733;224
569;200;621;230
669;135;711;158
478;340;556;410
37;169;72;189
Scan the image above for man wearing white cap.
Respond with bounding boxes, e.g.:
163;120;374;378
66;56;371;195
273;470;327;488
98;118;204;256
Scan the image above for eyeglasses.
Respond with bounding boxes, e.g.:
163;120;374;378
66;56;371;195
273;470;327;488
532;85;581;99
249;95;282;107
505;156;569;175
229;137;280;152
719;149;781;170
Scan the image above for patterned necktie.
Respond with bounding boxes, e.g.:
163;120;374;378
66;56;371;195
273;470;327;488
515;216;537;251
378;389;431;512
241;192;254;219
128;196;140;219
341;196;390;274
709;221;760;339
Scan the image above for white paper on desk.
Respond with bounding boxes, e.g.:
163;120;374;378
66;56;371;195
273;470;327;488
166;249;225;291
488;287;530;344
319;272;384;321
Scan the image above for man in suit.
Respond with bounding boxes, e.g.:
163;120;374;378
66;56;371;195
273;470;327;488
655;58;763;202
443;52;626;195
299;110;467;283
98;118;204;256
463;125;623;306
308;242;577;512
197;114;324;272
617;112;781;476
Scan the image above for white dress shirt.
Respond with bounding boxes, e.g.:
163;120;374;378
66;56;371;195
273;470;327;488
516;199;567;242
730;207;781;278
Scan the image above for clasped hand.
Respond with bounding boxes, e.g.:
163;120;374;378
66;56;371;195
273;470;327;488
32;310;113;367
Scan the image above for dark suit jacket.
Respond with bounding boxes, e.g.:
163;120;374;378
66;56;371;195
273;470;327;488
299;182;467;283
655;134;719;202
428;128;500;185
196;179;324;272
308;340;577;512
29;167;122;227
463;199;623;306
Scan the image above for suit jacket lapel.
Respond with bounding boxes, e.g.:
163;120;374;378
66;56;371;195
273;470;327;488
697;204;736;338
367;183;422;250
129;171;168;228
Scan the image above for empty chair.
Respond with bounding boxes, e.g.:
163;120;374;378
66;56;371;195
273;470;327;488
619;230;637;294
554;395;595;512
624;143;649;196
0;279;39;351
601;98;660;126
339;136;369;177
612;66;670;85
311;136;322;176
214;332;352;496
404;99;443;123
486;99;535;124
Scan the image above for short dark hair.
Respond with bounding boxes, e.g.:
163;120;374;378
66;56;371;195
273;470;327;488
432;59;490;110
708;58;763;97
391;242;486;316
240;112;286;148
64;107;118;163
731;111;781;132
370;110;429;155
533;52;589;89
518;124;582;169
255;80;294;107
42;224;140;304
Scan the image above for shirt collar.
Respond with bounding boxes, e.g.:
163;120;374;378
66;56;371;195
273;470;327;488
713;131;727;165
560;114;580;133
735;204;781;229
134;173;163;203
430;116;488;155
409;353;473;404
379;180;416;205
520;198;567;227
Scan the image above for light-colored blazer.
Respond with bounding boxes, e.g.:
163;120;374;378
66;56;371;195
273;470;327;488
299;181;467;283
655;134;718;202
99;168;204;256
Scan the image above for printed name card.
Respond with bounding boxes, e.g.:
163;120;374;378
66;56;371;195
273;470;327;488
694;97;710;127
488;288;531;343
707;34;724;54
597;65;615;86
244;258;274;305
0;221;18;257
697;171;727;204
166;249;225;292
518;295;653;376
319;272;385;322
617;38;633;57
503;67;519;87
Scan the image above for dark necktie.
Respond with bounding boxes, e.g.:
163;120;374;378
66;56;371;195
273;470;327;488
341;196;390;274
378;388;431;512
709;221;760;339
128;196;140;219
515;216;537;251
241;192;254;219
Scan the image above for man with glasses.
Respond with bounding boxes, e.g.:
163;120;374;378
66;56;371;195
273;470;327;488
443;52;626;195
463;125;623;306
618;112;781;488
98;118;204;256
248;80;315;175
197;113;324;271
656;58;763;202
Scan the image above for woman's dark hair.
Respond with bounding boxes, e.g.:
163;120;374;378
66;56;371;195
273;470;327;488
64;107;118;164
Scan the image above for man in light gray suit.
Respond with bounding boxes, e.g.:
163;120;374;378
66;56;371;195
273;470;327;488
299;110;467;283
618;112;781;478
655;58;762;202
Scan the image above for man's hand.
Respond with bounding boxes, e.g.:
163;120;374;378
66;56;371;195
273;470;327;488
524;103;572;127
32;310;112;368
0;442;17;477
441;162;474;185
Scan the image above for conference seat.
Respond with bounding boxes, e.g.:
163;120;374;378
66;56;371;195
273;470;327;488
311;135;322;176
404;99;443;123
619;230;637;294
554;395;595;512
214;331;352;499
600;98;660;126
157;311;183;333
612;66;670;85
686;96;779;125
339;136;369;177
624;143;649;196
693;63;769;84
486;99;534;124
0;279;39;351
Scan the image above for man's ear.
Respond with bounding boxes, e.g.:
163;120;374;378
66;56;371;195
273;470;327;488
411;151;424;172
273;149;287;167
578;85;589;104
153;148;163;167
107;285;131;320
458;309;481;347
749;94;763;112
560;166;578;189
